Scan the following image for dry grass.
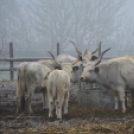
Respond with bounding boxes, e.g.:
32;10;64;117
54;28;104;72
0;81;134;134
1;104;134;134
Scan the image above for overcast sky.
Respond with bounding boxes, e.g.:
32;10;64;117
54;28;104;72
123;0;134;23
1;0;134;58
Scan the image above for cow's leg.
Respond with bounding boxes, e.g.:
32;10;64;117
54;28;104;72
63;91;69;115
113;90;119;110
56;96;64;120
16;82;25;113
16;88;22;113
42;90;48;109
117;86;126;112
26;85;35;114
48;99;54;118
26;94;33;114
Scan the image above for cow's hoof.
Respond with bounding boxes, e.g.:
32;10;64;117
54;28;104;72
43;107;48;110
122;109;126;113
43;109;48;113
49;117;55;122
59;120;63;123
63;114;69;119
57;119;63;123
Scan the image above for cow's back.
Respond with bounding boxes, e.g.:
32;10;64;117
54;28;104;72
17;62;30;91
100;56;134;88
119;57;134;88
56;54;76;63
17;62;29;82
47;70;70;98
25;62;51;92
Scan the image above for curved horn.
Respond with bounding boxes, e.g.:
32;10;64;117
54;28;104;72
95;48;111;65
47;51;61;66
92;41;102;54
70;40;82;55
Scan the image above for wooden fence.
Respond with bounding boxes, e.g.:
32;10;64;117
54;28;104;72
0;42;113;81
1;43;134;108
0;42;60;80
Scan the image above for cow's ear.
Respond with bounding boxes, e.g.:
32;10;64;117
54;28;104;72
72;66;79;71
94;67;99;73
55;66;61;70
44;71;51;79
78;54;82;61
91;55;98;61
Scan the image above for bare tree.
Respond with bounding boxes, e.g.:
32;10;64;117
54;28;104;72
26;0;125;53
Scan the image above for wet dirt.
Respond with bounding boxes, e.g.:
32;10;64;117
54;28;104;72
0;81;134;134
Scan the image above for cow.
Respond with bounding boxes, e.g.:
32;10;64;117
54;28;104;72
43;70;70;120
16;59;61;114
43;54;79;120
70;41;101;63
16;55;80;114
45;41;100;65
80;49;134;112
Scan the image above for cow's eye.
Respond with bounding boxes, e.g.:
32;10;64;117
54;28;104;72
89;70;93;73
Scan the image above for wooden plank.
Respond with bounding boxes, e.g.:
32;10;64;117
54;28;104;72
0;68;17;71
0;57;51;62
57;42;60;55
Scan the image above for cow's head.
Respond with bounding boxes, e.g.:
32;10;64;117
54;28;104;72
70;41;101;64
80;48;111;83
61;62;79;83
48;51;79;83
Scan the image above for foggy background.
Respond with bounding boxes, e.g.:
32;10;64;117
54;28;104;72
0;0;134;80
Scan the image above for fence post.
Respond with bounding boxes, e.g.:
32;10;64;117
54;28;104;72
57;43;60;55
98;42;101;89
9;42;14;80
98;42;101;57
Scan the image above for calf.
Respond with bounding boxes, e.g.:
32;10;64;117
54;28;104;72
45;70;70;120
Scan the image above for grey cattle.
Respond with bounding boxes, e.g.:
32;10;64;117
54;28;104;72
46;70;70;120
80;51;134;112
47;41;100;65
43;70;70;120
16;55;79;113
70;41;101;63
16;59;60;113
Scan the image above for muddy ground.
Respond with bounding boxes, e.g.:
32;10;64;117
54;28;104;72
0;81;134;134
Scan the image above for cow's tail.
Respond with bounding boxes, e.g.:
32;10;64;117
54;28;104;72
54;72;59;106
50;71;58;104
17;64;26;112
21;64;27;111
52;73;57;100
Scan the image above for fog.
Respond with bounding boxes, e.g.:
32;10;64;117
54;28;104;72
0;0;134;58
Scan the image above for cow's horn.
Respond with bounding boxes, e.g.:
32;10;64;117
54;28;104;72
92;42;102;54
70;40;82;55
95;48;111;65
47;51;61;66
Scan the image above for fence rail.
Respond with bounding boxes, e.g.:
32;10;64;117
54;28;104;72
0;42;114;81
0;42;60;80
0;57;51;62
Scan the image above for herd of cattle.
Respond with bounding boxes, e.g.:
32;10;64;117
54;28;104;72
16;41;134;120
